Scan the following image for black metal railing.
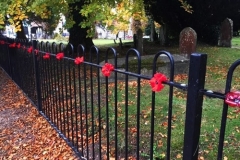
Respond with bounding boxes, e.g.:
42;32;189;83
0;37;240;160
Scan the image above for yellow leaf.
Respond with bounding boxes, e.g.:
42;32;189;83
176;153;182;159
42;150;48;155
199;156;204;160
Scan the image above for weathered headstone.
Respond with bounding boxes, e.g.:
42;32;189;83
218;18;233;47
179;27;197;58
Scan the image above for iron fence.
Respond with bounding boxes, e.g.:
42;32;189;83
0;38;240;160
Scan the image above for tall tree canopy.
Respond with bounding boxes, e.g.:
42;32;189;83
80;0;147;36
0;0;194;49
0;0;95;48
0;0;69;40
0;0;66;38
0;0;148;50
145;0;240;45
79;0;148;53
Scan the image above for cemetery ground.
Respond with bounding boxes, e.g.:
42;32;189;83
96;40;240;159
1;38;240;159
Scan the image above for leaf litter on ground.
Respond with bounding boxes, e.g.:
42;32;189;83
0;68;79;159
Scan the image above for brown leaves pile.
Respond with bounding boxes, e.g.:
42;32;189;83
0;68;78;159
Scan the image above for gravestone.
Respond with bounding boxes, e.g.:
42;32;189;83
179;27;197;58
218;18;233;47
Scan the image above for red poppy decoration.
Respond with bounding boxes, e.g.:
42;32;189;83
27;46;33;53
0;40;5;44
149;73;167;92
56;52;64;60
102;63;114;77
9;43;16;48
16;43;21;48
43;53;50;59
74;56;84;65
34;49;39;55
225;91;240;112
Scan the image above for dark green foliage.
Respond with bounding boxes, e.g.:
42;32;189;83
145;24;151;36
145;0;240;45
68;1;94;52
198;25;220;45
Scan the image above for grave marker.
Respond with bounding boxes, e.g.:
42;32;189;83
179;27;197;58
218;18;233;47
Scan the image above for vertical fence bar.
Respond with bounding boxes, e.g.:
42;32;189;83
60;53;66;135
32;40;42;111
41;45;50;117
45;52;51;120
105;61;110;160
105;47;117;160
97;53;102;160
83;53;89;159
6;38;13;77
123;48;140;159
66;45;74;145
64;56;70;140
78;63;84;156
56;52;63;133
124;55;129;160
136;56;141;160
89;48;95;159
77;44;85;156
48;44;56;126
44;44;53;120
217;59;240;159
73;60;79;151
113;55;118;160
52;53;59;128
8;40;15;80
183;53;207;160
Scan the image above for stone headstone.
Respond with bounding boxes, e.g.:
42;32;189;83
179;27;197;58
218;18;233;47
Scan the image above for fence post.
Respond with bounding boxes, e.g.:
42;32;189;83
183;53;207;160
7;38;13;78
32;40;42;111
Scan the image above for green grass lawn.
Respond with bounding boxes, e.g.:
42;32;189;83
93;39;132;46
195;43;240;159
93;41;240;159
38;38;132;46
232;37;240;46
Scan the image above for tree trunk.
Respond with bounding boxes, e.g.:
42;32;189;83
150;20;157;42
159;24;168;46
68;1;94;53
133;34;137;48
16;21;27;39
136;29;143;55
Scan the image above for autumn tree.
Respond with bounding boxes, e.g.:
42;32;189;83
67;1;94;52
0;0;66;39
80;0;148;54
0;0;195;51
0;0;28;38
0;0;103;49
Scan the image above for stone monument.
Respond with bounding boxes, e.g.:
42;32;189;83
218;18;233;47
179;27;197;58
